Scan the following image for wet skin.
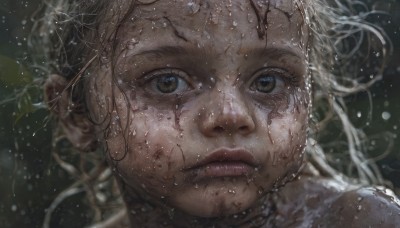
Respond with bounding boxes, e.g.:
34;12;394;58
88;0;308;220
46;0;400;227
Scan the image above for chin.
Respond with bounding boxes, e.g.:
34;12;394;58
171;183;259;217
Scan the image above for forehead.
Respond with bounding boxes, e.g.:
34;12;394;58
106;0;308;56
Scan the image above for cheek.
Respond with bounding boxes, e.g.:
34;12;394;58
105;109;185;194
270;110;307;146
266;109;307;183
253;109;307;192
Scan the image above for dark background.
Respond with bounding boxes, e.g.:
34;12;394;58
0;0;399;227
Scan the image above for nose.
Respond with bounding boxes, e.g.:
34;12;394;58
198;88;256;137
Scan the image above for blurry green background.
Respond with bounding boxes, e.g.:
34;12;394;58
0;0;399;227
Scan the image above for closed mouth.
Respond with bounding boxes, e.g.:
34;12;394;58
184;148;257;181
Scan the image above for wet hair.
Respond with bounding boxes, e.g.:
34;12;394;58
31;0;391;226
303;0;391;185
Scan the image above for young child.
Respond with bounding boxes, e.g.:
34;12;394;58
38;0;400;227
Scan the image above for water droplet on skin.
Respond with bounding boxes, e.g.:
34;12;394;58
187;1;200;14
127;38;139;50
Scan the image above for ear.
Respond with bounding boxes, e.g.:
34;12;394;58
44;74;98;152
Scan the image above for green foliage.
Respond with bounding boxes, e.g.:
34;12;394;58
0;55;32;87
0;55;44;123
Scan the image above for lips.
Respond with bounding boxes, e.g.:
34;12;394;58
184;148;257;181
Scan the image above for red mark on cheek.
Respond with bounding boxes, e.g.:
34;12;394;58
152;149;163;160
176;144;186;165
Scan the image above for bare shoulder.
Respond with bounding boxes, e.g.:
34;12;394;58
274;176;400;228
324;186;400;227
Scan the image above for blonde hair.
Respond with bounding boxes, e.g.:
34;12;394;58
303;0;391;185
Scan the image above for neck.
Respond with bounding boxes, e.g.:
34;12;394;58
119;182;276;227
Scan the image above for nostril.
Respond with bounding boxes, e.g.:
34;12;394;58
213;126;224;133
238;126;249;132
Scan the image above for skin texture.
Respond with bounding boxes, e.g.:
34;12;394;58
89;0;308;219
44;0;400;227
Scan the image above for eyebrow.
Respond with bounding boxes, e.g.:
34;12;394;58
129;45;303;61
250;47;303;60
130;46;190;58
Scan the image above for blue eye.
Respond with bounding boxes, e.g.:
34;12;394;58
250;68;287;93
148;69;190;94
253;75;276;93
156;74;179;93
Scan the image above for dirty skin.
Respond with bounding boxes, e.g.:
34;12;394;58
77;0;400;227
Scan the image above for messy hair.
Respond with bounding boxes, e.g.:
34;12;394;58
31;0;391;226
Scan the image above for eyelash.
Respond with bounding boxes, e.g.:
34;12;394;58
141;67;299;95
249;68;298;91
143;68;192;94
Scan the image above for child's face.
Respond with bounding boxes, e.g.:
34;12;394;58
87;0;309;217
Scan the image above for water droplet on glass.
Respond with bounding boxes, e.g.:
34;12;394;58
381;111;391;121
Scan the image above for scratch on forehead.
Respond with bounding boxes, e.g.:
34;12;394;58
271;0;292;8
260;0;296;12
